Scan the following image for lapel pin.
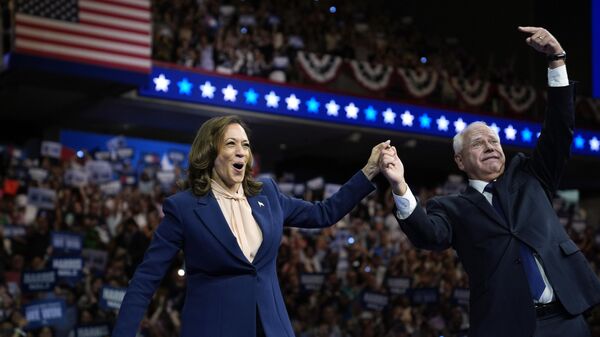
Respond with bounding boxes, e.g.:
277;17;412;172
258;201;264;207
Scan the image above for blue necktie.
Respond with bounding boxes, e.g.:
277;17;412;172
484;183;546;301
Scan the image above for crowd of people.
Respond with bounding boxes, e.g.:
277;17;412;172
153;0;491;79
149;0;600;127
0;141;598;337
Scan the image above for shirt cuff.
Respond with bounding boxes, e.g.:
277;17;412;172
393;185;417;220
548;65;569;87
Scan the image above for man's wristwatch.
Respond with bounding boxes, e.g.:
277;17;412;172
547;51;566;61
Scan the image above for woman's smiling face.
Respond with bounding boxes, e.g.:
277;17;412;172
212;123;250;192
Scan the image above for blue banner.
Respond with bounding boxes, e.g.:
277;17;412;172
75;324;111;337
139;66;600;157
299;273;326;291
361;291;389;311
51;257;84;285
3;225;27;238
21;270;57;293
409;287;440;305
24;299;66;330
452;287;470;306
168;150;186;164
99;286;126;310
27;187;56;210
51;231;83;256
386;277;412;295
82;249;109;276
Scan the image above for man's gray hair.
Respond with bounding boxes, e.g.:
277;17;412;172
453;121;498;154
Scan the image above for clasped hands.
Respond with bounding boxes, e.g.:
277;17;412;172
362;141;408;195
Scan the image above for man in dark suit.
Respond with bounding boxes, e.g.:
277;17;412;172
379;27;600;337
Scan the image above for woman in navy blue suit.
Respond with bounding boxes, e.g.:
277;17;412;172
112;115;388;337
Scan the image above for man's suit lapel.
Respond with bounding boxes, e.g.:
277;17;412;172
460;185;509;229
247;194;273;264
494;177;512;227
194;192;250;265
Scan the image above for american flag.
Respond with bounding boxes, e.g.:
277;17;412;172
15;0;151;73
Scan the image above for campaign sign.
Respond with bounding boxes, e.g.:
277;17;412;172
293;184;305;197
94;151;111;161
41;141;62;159
324;184;341;199
306;177;324;190
29;168;48;182
277;182;294;195
106;136;126;151
299;273;325;291
452;287;470;306
86;160;113;184
361;291;389;311
5;271;21;297
409;287;439;305
386;277;412;295
123;175;137;186
24;299;66;329
27;187;56;210
21;269;56;293
64;169;88;187
99;286;126;310
168;150;185;164
100;181;122;196
3;225;26;238
156;171;175;186
51;257;83;285
82;249;109;275
142;152;160;165
51;231;83;256
75;324;111;337
116;147;134;160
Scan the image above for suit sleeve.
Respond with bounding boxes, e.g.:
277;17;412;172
527;84;575;199
274;170;375;229
112;197;183;337
397;198;453;251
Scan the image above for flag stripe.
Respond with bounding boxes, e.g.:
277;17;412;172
99;0;150;9
80;12;150;32
81;6;150;24
80;0;151;21
16;39;151;69
17;28;150;57
16;18;150;47
15;14;150;45
92;0;150;11
15;46;150;73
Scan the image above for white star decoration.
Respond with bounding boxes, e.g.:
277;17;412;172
285;94;301;111
345;103;359;119
382;108;396;124
454;118;466;133
265;91;280;108
153;74;170;92
504;125;517;140
590;137;600;151
325;100;340;116
437;116;449;131
199;81;216;98
489;123;500;135
221;84;238;102
400;110;414;126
